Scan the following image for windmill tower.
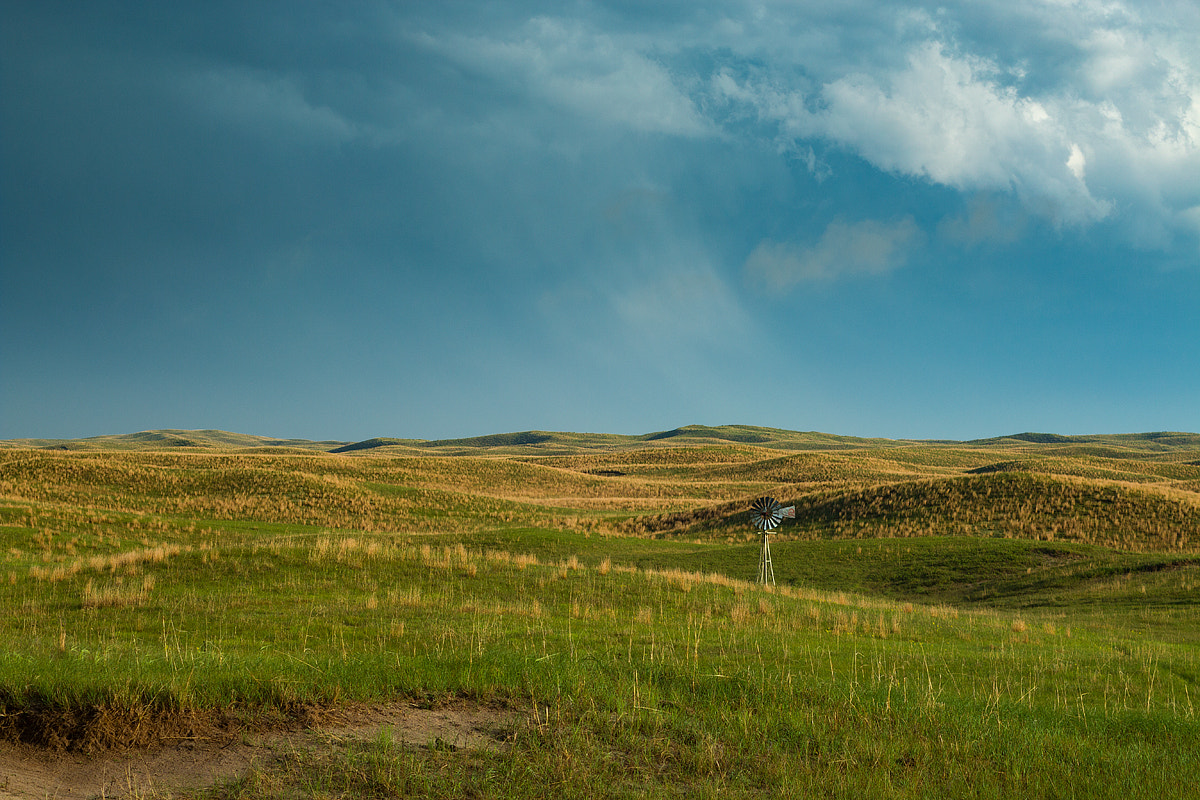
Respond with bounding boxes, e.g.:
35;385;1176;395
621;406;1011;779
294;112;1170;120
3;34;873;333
749;496;794;586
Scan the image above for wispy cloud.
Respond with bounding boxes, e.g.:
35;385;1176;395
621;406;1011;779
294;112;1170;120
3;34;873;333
180;68;359;145
611;263;754;353
414;17;711;138
744;217;922;289
937;195;1028;248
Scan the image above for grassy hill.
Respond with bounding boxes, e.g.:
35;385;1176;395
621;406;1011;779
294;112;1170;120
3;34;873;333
968;430;1200;451
3;426;1199;547
0;429;348;452
1;426;1199;797
7;424;1200;456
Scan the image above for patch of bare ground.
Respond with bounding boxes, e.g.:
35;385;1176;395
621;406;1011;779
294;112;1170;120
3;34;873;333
0;700;519;799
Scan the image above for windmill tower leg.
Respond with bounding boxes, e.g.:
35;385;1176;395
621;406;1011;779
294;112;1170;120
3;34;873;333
758;534;775;586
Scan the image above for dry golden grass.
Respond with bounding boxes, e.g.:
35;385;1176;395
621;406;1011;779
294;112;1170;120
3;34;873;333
3;439;1197;550
29;544;186;582
80;575;156;608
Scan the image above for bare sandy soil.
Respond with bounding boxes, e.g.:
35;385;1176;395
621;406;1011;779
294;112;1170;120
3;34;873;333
0;701;519;799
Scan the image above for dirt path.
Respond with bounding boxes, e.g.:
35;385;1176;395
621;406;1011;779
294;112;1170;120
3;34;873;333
0;701;519;799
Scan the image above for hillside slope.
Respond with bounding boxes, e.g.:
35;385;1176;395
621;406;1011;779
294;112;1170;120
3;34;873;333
8;425;1200;456
0;429;347;452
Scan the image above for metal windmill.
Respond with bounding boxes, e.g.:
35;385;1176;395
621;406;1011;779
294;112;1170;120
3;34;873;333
749;496;794;586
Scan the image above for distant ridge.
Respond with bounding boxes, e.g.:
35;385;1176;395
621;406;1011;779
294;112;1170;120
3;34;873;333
3;426;1198;454
424;431;555;448
0;429;348;452
966;431;1200;450
329;437;425;453
332;426;1200;454
1001;433;1085;444
644;425;774;444
340;425;905;454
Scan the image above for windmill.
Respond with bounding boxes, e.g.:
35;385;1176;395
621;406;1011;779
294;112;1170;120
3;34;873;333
749;496;794;586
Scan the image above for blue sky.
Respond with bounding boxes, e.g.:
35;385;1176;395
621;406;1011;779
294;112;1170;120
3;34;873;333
3;0;1198;442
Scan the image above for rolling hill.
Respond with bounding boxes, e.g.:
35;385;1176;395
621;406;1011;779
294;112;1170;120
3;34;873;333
8;424;1199;455
3;425;1198;555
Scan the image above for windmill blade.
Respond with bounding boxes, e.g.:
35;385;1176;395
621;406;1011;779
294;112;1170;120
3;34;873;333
750;496;781;530
749;496;792;532
751;496;775;514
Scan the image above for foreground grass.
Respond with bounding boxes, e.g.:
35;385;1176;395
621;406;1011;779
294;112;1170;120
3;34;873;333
1;439;1199;797
2;525;1198;797
218;702;1193;799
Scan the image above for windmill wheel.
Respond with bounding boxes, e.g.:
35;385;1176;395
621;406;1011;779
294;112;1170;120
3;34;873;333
750;496;785;531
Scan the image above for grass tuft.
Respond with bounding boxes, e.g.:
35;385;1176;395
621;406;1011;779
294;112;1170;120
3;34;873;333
0;434;1198;797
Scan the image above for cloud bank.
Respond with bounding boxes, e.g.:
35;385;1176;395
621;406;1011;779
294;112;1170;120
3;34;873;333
402;1;1200;249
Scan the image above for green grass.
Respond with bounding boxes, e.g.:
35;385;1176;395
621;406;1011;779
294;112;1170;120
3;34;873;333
1;433;1199;797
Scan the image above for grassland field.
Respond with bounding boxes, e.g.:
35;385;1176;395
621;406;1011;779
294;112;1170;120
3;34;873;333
1;425;1199;798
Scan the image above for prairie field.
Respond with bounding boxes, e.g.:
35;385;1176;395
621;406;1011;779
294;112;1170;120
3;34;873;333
1;426;1199;798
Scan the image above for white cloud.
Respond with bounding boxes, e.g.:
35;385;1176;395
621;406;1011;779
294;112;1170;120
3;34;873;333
740;42;1113;226
744;217;922;289
701;1;1200;244
396;2;1198;251
1066;143;1087;181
